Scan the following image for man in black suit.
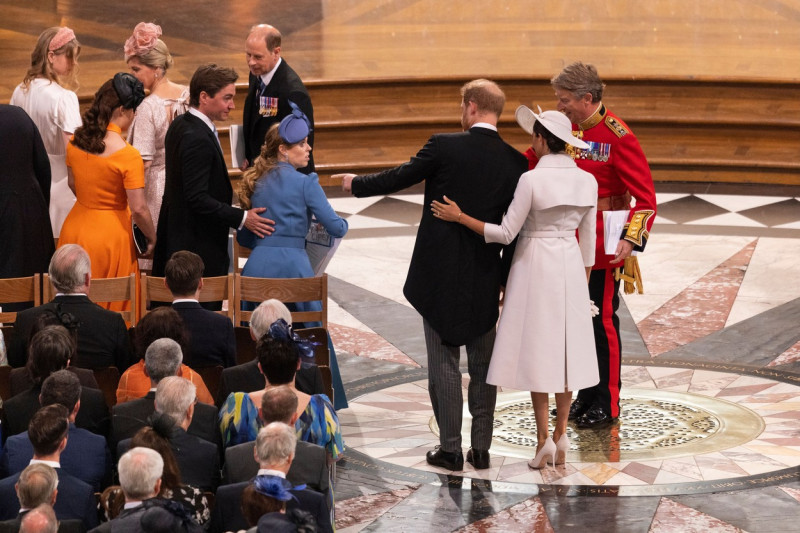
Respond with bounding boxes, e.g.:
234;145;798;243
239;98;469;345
217;299;323;405
152;64;274;292
164;251;236;368
88;447;164;533
337;79;527;471
111;339;219;450
1;327;109;439
243;24;314;173
210;422;332;533
8;244;133;370
0;406;98;530
1;371;111;491
222;386;330;506
1;502;83;533
118;376;219;491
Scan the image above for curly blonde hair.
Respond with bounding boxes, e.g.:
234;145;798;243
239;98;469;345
238;124;294;209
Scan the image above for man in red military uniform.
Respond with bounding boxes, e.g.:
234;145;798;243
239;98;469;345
528;62;657;428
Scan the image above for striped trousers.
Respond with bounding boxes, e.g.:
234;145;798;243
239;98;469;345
423;319;497;453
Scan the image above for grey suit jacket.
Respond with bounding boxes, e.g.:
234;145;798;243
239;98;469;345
222;440;330;507
88;504;146;533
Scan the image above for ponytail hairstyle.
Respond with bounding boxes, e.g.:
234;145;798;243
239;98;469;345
239;124;285;209
23;27;81;90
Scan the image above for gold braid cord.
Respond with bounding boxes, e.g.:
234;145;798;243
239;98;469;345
615;256;644;294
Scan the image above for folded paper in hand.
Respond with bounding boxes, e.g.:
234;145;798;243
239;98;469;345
305;218;341;276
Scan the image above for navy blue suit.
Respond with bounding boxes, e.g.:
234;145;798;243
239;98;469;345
0;466;98;529
172;301;236;368
1;423;111;490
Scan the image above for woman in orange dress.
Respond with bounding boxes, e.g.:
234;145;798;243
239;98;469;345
59;73;155;313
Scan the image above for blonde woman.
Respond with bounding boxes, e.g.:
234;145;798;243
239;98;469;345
10;27;82;236
124;22;189;271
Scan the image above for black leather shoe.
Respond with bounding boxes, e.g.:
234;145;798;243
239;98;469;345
426;446;464;470
466;448;490;469
574;406;618;429
551;399;591;420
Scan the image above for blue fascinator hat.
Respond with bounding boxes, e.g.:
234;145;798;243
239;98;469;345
268;318;316;360
253;475;306;502
278;101;311;144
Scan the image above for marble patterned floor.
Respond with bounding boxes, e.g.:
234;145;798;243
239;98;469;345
324;181;800;532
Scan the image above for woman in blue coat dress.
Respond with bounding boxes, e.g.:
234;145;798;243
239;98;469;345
237;103;349;408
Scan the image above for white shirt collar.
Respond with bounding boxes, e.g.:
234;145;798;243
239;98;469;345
188;107;216;133
259;58;282;88
172;298;199;304
257;468;286;478
124;501;143;510
29;459;60;468
471;122;497;132
55;293;87;297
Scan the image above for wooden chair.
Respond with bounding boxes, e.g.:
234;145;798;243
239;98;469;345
139;273;235;321
0;274;41;323
0;365;12;402
232;231;252;273
318;365;334;407
234;326;257;365
44;273;137;325
93;366;121;408
234;274;328;328
295;327;330;367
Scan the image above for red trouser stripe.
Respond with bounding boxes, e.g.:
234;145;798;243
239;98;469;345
600;268;621;417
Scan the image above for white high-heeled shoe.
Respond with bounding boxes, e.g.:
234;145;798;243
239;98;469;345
528;437;556;469
554;434;570;465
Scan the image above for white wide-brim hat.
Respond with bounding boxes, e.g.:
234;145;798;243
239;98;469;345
515;105;589;149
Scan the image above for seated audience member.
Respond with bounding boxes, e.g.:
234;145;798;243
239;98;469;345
8;245;134;371
89;447;163;533
0;406;98;529
0;465;83;533
18;503;74;533
243;482;320;533
9;310;98;396
116;307;213;405
102;417;210;526
164;251;236;368
219;321;343;462
111;339;218;449
223;385;330;505
210;423;331;533
118;377;219;491
217;299;324;406
1;327;109;439
1;370;112;490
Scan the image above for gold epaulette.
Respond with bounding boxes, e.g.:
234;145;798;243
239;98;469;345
623;210;655;247
615;256;644;294
605;115;629;138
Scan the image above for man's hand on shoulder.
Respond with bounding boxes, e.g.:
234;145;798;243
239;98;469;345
332;173;357;193
244;207;276;238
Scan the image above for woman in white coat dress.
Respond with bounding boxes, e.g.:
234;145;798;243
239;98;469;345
432;106;599;469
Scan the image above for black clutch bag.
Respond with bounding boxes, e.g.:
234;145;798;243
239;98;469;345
132;221;148;254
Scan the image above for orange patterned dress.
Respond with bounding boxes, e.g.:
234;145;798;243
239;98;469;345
60;124;144;313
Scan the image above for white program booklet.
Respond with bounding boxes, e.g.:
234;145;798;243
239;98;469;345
306;219;342;276
229;124;246;169
604;209;632;255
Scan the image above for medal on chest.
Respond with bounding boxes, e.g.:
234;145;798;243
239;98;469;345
568;136;611;162
259;96;279;117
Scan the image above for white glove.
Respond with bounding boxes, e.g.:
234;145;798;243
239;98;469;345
590;300;600;317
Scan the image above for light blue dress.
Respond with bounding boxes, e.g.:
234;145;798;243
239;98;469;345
237;162;349;408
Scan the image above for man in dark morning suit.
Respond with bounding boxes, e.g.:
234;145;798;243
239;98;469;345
243;24;314;173
0;406;98;530
88;447;164;533
1;327;109;440
336;80;527;471
0;502;84;533
1;371;111;491
165;251;236;368
117;376;220;491
111;339;219;450
8;245;133;371
217;299;323;406
222;386;330;508
210;423;332;533
151;64;274;303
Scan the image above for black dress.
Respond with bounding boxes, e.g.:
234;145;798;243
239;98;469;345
0;104;54;288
